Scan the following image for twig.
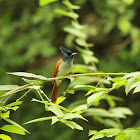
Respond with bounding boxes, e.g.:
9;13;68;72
0;83;35;97
0;72;128;98
46;72;128;82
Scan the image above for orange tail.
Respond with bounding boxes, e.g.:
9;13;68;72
50;82;62;103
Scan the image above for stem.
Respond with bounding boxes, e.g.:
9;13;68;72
46;72;128;82
115;117;124;130
0;72;128;98
16;88;32;101
39;89;51;103
36;89;44;101
1;83;34;97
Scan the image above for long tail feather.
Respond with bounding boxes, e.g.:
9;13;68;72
50;82;62;103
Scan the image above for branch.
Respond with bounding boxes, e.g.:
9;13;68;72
46;72;128;81
0;72;128;98
0;83;35;97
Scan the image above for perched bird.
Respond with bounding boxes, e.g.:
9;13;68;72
50;46;76;103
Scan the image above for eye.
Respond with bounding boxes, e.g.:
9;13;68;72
68;52;72;56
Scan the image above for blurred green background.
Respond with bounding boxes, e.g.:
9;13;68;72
0;0;140;139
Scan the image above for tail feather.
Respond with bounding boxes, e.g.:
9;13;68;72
50;82;62;103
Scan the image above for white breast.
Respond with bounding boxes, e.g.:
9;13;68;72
56;60;73;86
57;60;73;76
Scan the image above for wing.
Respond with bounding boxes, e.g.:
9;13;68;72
52;59;62;78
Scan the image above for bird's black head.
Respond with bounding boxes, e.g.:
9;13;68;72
60;46;76;61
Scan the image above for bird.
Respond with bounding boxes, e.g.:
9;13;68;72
50;46;76;103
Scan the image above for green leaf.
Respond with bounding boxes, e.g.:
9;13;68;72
0;134;12;140
54;9;79;19
22;78;42;84
7;72;48;80
89;128;121;140
71;104;87;112
75;38;93;47
110;77;122;82
24;117;52;124
56;96;66;105
48;106;64;117
85;108;111;117
118;19;131;35
115;133;125;140
31;98;48;104
123;0;134;5
63;0;80;9
0;125;25;135
128;81;140;93
71;21;86;30
0;85;19;91
51;117;59;125
100;128;121;137
76;46;94;55
86;88;108;96
0;107;6;111
87;91;105;105
133;86;140;94
125;79;135;95
64;26;86;38
112;80;126;89
81;53;99;64
85;108;130;119
104;119;120;128
121;72;140;79
73;85;96;91
63;113;88;121
39;0;58;6
10;106;19;111
6;101;22;107
89;130;98;136
63;120;83;130
110;107;133;116
89;133;104;140
69;76;98;88
0;92;5;96
1;111;10;118
73;64;95;73
67;89;75;94
123;128;140;140
4;118;29;134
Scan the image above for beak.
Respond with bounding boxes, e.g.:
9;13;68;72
72;52;77;55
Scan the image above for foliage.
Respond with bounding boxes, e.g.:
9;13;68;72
0;0;140;140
